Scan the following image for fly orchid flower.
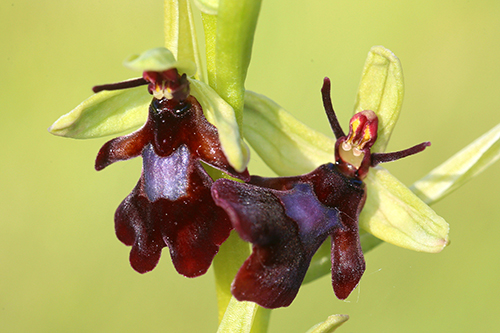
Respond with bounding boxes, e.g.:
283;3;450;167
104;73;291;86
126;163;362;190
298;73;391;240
87;53;249;277
211;77;429;308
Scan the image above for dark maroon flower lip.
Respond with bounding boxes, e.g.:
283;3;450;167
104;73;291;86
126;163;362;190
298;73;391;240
210;77;430;308
95;70;249;277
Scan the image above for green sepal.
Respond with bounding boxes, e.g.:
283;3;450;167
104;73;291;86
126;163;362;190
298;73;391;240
354;46;404;153
190;79;250;172
48;86;150;139
305;314;349;333
124;47;196;76
243;91;335;176
361;167;449;253
411;123;500;204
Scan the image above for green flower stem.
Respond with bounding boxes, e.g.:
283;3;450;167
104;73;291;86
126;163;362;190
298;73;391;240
217;294;271;333
201;2;267;329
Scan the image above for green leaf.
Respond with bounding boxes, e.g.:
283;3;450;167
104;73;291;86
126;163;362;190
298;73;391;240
410;123;500;204
190;79;250;172
354;46;404;153
243;91;335;176
123;47;196;76
164;0;203;80
305;314;349;333
361;167;449;253
48;86;149;139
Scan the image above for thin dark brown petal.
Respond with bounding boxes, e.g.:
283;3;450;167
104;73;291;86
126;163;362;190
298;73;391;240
95;125;152;171
371;142;431;166
92;77;148;93
321;77;345;139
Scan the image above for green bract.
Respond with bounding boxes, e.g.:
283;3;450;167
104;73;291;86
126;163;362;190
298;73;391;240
243;91;335;176
201;0;262;126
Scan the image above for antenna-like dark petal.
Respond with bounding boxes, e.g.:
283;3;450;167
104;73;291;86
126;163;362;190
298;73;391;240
92;77;148;93
321;77;345;139
371;142;431;167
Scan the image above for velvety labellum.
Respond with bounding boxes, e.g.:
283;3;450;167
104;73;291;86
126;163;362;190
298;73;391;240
212;163;367;308
96;91;249;277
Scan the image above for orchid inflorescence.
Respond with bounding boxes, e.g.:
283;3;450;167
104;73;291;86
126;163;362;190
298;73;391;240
49;0;500;331
51;55;430;308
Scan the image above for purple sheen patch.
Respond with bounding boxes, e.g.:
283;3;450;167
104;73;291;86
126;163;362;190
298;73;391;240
142;144;189;202
279;183;339;241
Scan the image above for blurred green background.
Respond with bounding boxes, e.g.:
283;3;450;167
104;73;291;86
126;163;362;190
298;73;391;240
2;0;500;332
